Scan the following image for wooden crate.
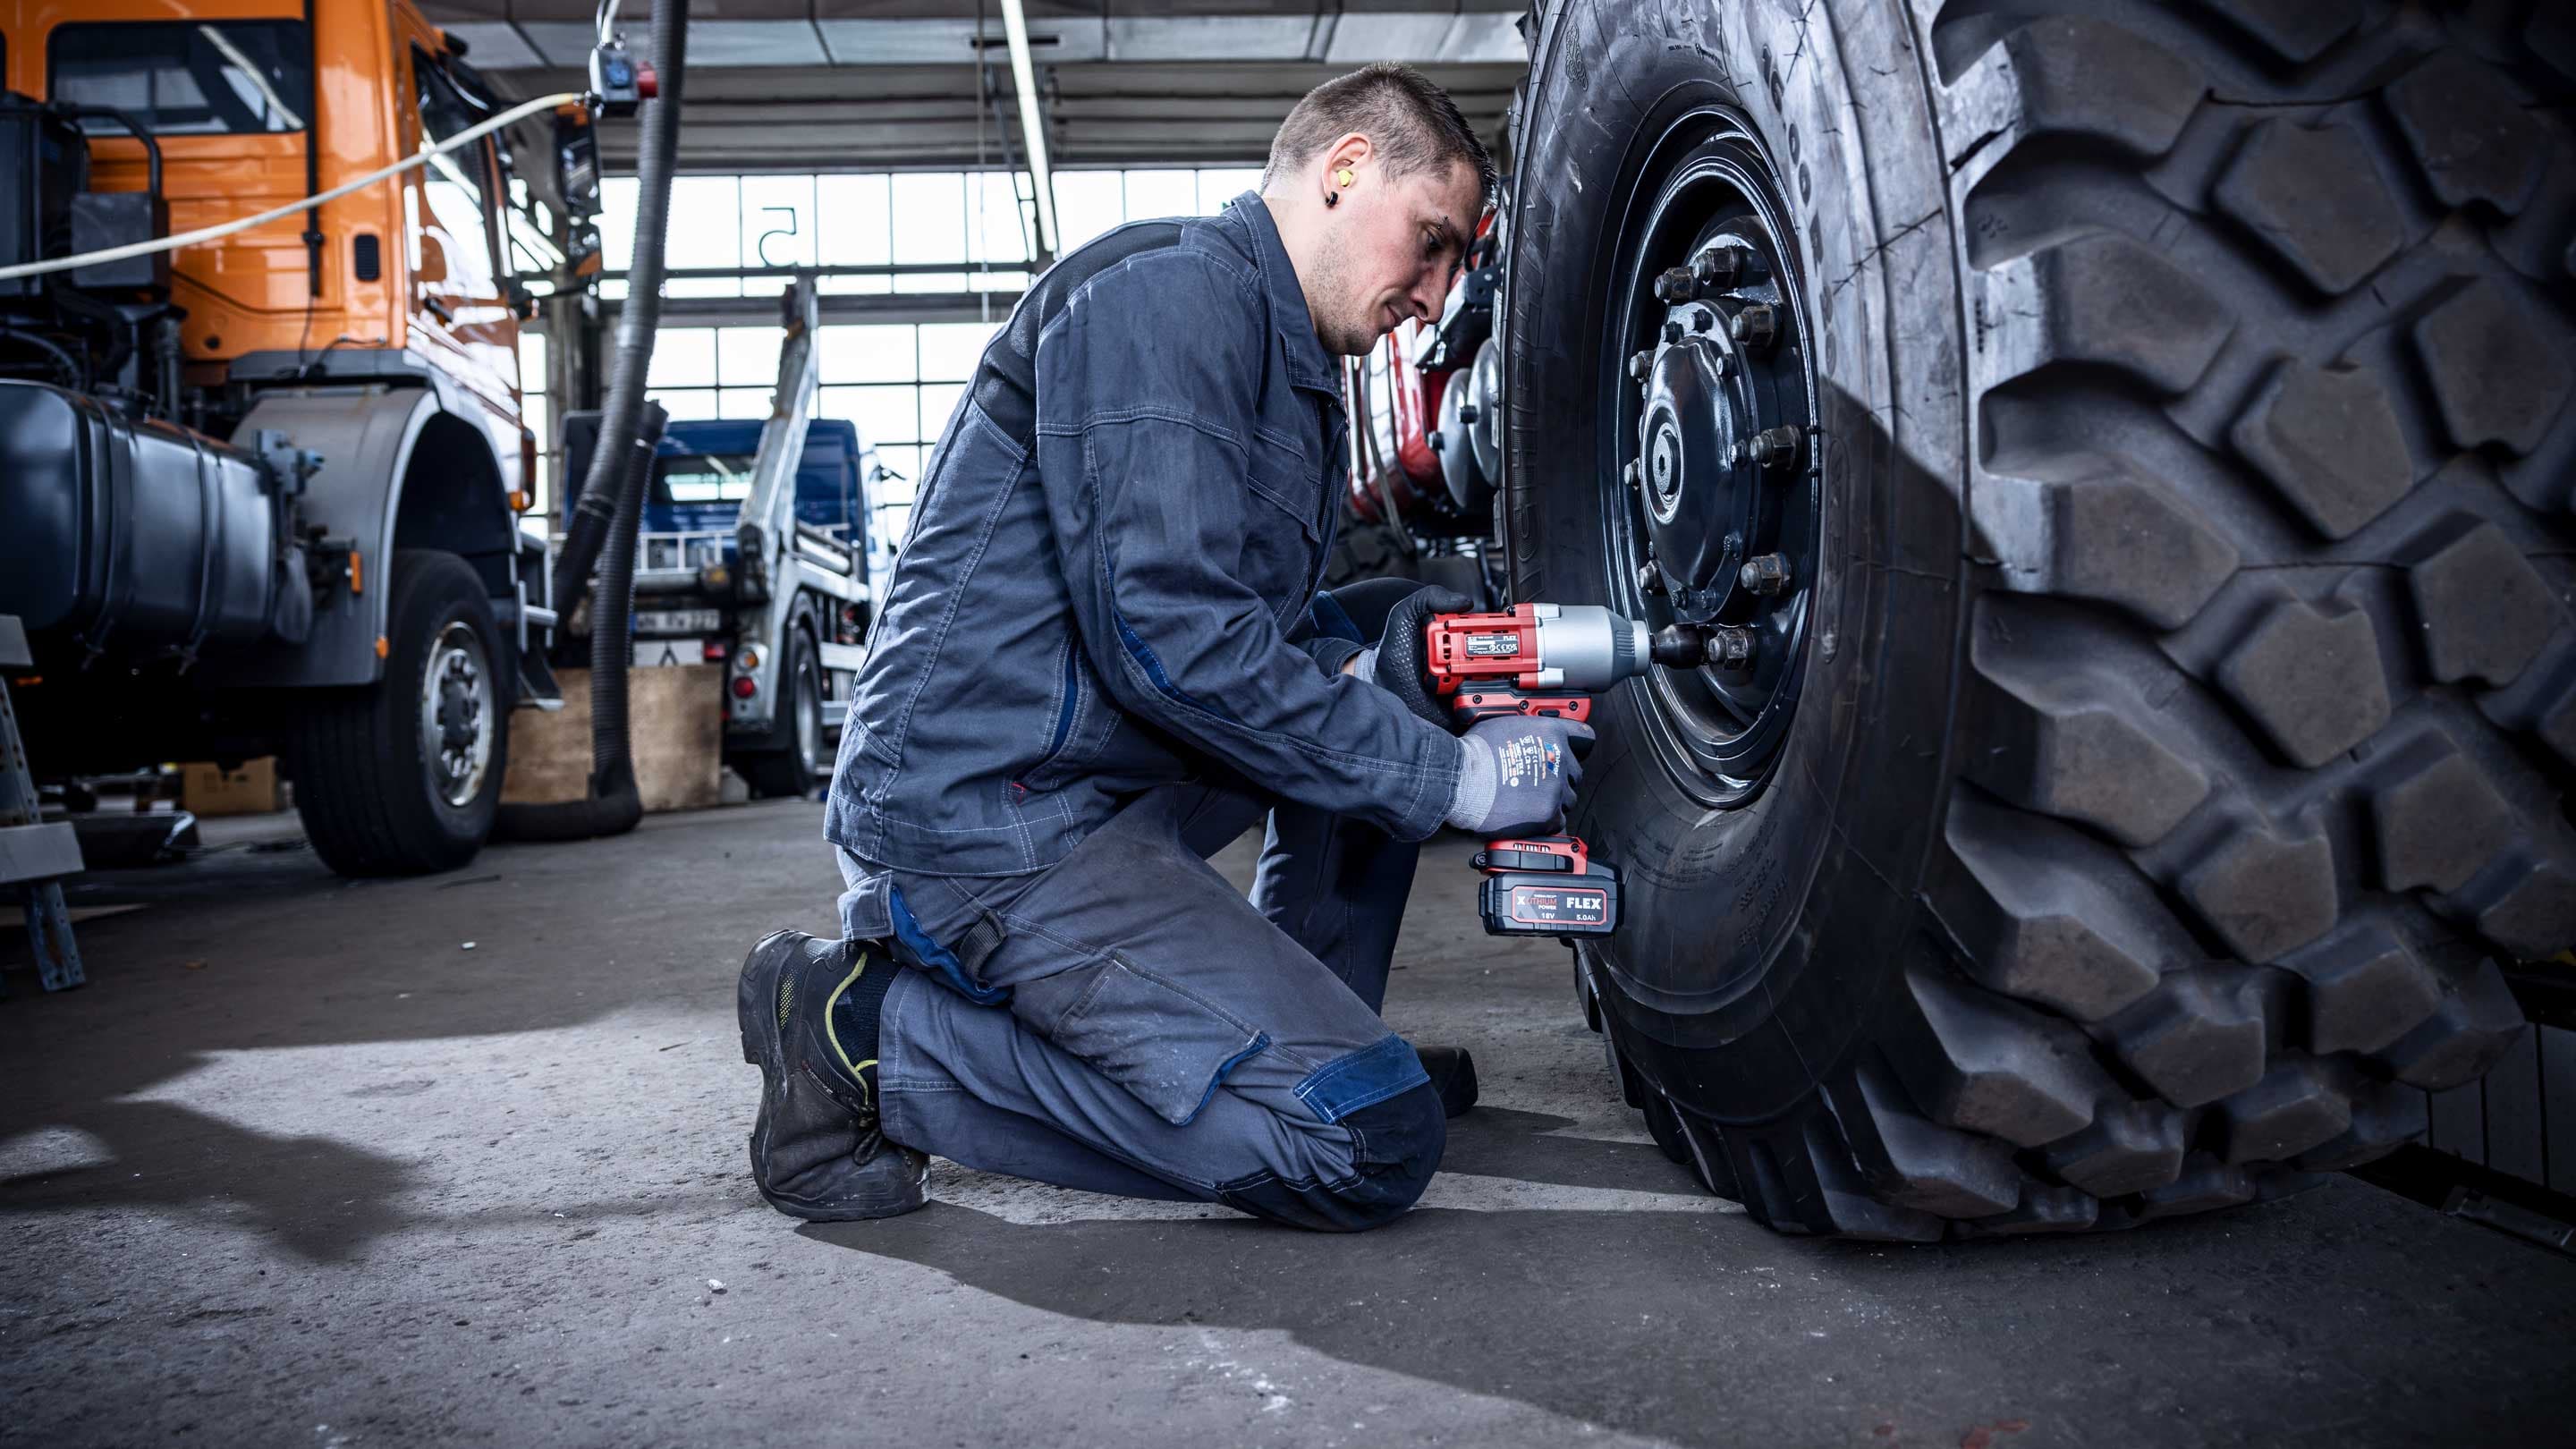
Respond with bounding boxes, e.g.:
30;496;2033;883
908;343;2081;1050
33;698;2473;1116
502;665;723;814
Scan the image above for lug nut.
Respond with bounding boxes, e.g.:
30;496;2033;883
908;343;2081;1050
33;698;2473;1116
1729;303;1778;351
1690;244;1753;290
1690;307;1715;333
1653;266;1696;302
1662;319;1684;344
1747;425;1803;470
1739;553;1790;595
1457;402;1479;424
1638;564;1665;596
1705;626;1756;669
1628;349;1654;381
1622;460;1641;490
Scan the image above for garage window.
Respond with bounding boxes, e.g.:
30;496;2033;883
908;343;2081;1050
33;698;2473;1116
48;21;312;135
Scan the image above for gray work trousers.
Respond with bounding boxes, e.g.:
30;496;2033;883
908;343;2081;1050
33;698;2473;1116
835;781;1445;1231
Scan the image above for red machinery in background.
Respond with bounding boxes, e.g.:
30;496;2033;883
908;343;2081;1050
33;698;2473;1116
1338;207;1507;594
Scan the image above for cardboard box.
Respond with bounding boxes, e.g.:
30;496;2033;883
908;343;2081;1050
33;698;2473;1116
181;758;285;817
501;665;724;814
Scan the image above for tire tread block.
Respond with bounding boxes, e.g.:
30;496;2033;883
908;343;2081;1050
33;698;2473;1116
2473;857;2576;962
2292;1079;2429;1171
2132;1152;2258;1220
2216;1056;2354;1165
2045;1097;2190;1197
2011;233;2237;395
2101;967;2268;1108
1827;1062;2023;1218
1970;633;2211;849
2374;957;2529;1090
2368;736;2518;894
2402;513;2566;688
2214;593;2394;768
1894;966;2105;1148
2278;925;2445;1056
2385;53;2553;216
1976;462;2240;630
1937;793;2175;1021
2177;819;2339;964
2212;120;2405;295
2228;361;2413;542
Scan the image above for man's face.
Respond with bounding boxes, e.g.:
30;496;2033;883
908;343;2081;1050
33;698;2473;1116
1309;158;1483;357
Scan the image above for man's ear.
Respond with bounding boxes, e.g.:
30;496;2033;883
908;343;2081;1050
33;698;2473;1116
1322;132;1375;193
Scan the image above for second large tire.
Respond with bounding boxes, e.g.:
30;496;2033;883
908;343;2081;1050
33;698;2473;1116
1504;0;2573;1238
288;549;511;877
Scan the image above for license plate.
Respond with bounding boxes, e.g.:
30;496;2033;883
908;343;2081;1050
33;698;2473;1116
634;608;721;636
631;638;709;668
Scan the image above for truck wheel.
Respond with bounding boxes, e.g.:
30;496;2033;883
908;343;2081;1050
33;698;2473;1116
742;625;824;799
1504;0;2572;1238
290;550;510;877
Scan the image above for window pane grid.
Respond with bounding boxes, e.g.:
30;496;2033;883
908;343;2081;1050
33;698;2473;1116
564;165;1263;537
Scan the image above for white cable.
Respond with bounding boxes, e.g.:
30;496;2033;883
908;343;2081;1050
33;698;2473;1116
0;89;586;284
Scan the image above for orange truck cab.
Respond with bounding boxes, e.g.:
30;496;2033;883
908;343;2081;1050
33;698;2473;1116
0;0;602;875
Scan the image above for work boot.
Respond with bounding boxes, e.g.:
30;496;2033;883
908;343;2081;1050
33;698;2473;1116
1412;1044;1479;1118
737;929;928;1221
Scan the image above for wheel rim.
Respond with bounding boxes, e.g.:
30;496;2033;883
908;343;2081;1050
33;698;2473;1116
419;623;495;809
1596;105;1823;809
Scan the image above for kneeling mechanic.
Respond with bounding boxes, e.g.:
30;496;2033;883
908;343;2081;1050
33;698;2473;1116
738;64;1591;1231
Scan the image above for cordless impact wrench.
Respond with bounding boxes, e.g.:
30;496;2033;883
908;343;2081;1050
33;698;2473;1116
1424;603;1705;938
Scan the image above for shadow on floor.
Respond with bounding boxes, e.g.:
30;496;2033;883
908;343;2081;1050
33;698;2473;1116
0;802;837;1263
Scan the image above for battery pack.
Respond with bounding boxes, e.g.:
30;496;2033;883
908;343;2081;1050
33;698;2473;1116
1472;835;1621;937
1478;865;1621;936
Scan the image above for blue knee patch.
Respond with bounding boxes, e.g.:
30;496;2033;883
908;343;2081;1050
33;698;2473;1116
1292;1034;1430;1123
1218;1080;1446;1232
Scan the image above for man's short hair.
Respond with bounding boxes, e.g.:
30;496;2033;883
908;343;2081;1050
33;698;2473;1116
1260;63;1496;205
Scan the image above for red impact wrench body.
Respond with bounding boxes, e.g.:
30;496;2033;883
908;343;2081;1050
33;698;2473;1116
1424;603;1703;936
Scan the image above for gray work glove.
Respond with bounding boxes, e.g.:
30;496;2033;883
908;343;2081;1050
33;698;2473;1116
1445;714;1594;836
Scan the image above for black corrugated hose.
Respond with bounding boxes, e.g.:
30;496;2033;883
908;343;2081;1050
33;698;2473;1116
496;0;682;842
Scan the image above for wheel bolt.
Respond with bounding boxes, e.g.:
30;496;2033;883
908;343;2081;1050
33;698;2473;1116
1628;350;1654;381
1690;244;1753;290
1747;425;1803;470
1740;553;1790;595
1622;460;1641;490
1705;626;1755;669
1638;564;1665;596
1662;319;1684;344
1690;307;1715;333
1653;266;1696;302
1729;303;1778;351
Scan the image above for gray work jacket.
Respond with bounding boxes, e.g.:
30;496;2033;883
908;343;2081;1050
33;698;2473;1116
825;193;1461;886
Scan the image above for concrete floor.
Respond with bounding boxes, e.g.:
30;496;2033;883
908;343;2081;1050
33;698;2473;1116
4;800;2572;1448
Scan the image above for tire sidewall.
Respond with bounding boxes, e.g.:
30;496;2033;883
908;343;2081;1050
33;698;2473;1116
382;553;509;866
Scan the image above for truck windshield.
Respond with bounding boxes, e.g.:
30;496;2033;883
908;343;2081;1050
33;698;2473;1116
48;21;312;135
655;454;756;504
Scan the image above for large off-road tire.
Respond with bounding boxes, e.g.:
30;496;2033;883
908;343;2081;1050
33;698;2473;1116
288;550;510;877
1504;0;2573;1238
741;621;825;800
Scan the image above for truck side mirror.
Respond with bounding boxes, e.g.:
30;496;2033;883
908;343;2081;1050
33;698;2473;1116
555;112;601;222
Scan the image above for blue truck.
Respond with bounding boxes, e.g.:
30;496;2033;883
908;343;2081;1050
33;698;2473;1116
561;288;880;797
